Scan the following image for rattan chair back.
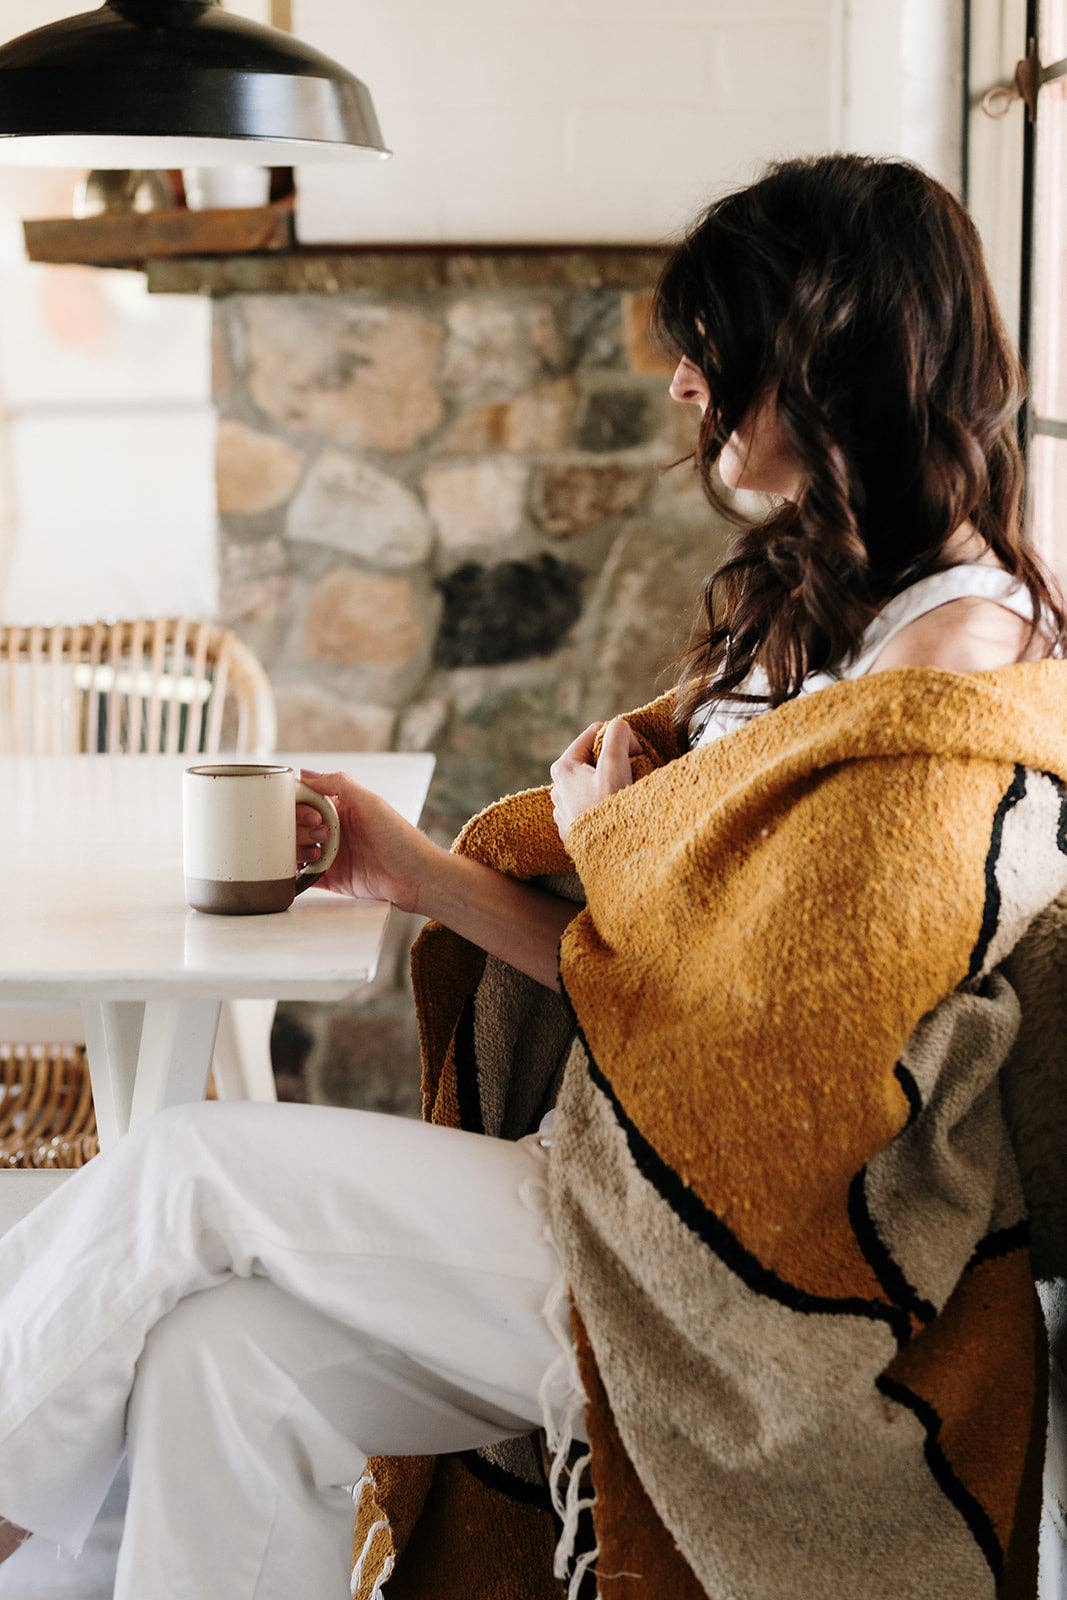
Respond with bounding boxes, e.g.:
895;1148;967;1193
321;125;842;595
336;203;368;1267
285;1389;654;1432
0;618;277;758
0;618;275;1167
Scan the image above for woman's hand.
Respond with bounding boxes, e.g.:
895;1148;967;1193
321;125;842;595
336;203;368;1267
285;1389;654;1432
296;770;437;913
550;717;642;845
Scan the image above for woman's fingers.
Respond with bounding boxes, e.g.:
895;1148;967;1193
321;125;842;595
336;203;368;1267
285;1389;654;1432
554;722;602;770
297;803;330;852
300;767;346;794
552;717;641;778
597;717;636;790
298;774;341;865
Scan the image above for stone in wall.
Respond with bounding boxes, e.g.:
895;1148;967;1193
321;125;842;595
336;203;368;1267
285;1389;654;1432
304;569;427;670
287;451;433;568
567;290;625;369
573;518;734;718
397;697;450;752
576;387;659;453
438;376;577;454
532;463;653;537
622;289;675;377
274;683;395;752
217;420;305;516
434;554;584;669
651;456;715;527
242;298;443;451
441;299;568;408
421;457;528;551
424;668;581;844
212;311;235;406
217;534;293;667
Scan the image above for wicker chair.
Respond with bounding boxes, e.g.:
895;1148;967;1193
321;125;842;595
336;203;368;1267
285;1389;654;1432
0;619;279;1171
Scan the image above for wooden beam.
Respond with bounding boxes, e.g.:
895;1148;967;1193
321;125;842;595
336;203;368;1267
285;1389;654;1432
23;198;295;269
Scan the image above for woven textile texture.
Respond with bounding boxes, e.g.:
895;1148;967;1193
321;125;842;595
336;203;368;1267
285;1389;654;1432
352;661;1067;1600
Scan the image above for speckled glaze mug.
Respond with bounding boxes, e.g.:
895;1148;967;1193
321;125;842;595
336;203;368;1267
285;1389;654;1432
183;764;340;915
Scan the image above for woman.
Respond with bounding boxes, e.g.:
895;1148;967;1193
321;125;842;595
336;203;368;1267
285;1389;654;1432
0;151;1064;1600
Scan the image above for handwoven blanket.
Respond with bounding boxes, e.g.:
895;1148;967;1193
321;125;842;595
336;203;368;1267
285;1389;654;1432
351;660;1067;1600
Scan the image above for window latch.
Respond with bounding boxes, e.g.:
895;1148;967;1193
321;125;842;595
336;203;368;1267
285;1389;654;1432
980;36;1041;123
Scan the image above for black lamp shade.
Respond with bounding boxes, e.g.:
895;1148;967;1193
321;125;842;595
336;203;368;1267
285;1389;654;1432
0;0;391;166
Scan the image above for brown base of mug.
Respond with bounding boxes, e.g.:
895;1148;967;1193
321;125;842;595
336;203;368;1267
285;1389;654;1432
185;876;295;915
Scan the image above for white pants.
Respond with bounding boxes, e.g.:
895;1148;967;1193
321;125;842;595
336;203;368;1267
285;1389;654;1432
0;1099;579;1599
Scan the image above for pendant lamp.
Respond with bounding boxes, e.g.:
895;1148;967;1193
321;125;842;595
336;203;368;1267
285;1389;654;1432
0;0;390;167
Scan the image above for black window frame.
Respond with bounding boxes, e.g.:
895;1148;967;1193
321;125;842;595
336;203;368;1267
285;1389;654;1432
963;0;1067;456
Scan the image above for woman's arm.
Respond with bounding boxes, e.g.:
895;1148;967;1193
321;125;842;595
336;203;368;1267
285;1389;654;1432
298;717;639;993
416;851;578;992
420;718;642;988
296;768;582;992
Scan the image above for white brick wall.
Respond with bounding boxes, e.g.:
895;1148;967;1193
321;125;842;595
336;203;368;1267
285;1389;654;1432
295;0;846;244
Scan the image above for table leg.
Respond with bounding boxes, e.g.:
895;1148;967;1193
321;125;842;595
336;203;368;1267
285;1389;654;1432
128;1000;222;1133
82;1001;145;1151
212;999;278;1102
83;999;222;1148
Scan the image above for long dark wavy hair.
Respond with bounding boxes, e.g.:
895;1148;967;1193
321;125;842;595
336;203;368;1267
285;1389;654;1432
652;152;1067;745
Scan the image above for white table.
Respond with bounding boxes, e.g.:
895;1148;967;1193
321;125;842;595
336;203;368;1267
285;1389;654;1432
0;751;434;1232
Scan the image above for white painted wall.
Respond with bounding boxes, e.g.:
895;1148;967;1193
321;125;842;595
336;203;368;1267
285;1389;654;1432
295;0;846;245
0;0;965;626
0;178;217;625
842;0;964;195
0;0;241;627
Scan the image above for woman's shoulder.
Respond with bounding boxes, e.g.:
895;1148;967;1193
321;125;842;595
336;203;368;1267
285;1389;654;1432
866;593;1048;675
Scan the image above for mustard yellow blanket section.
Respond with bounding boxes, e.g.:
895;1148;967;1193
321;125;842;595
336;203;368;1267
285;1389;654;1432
352;661;1067;1600
551;662;1067;1598
562;665;1066;1298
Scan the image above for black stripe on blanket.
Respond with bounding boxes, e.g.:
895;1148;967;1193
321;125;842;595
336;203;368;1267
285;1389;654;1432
458;1447;599;1596
557;975;913;1348
1039;767;1067;855
965;765;1027;982
875;1372;1002;1582
453;989;485;1135
965;1219;1030;1272
847;1166;936;1326
894;1061;923;1128
457;1448;554;1511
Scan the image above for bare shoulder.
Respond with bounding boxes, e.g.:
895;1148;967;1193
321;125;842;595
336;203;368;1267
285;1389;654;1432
867;596;1044;675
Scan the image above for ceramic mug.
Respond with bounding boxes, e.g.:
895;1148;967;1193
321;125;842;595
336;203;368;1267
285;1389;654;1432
183;764;341;915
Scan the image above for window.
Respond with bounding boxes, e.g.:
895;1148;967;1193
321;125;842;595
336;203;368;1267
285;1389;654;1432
966;0;1067;589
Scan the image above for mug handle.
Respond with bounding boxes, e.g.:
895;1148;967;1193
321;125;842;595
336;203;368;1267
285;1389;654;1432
294;782;341;895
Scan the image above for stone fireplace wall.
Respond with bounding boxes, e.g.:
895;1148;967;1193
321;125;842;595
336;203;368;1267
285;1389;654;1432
207;251;734;1112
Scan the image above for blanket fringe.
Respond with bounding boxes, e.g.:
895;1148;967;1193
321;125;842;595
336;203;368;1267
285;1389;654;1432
350;1470;392;1599
519;1147;600;1597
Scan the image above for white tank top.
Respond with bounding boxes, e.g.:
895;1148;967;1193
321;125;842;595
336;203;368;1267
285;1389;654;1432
689;563;1053;750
